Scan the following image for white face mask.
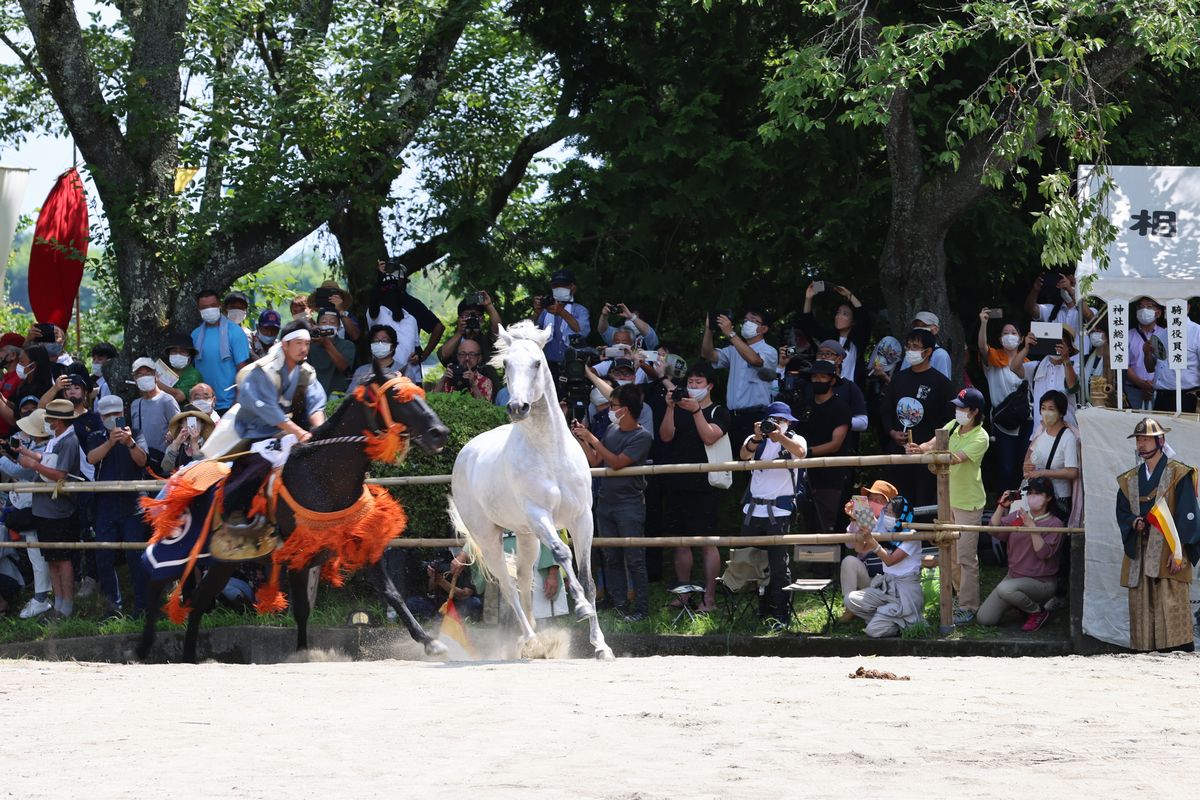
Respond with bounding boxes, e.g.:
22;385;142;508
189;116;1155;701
880;514;897;531
257;332;276;346
226;309;248;325
740;320;760;339
90;361;104;376
192;399;213;414
1000;334;1020;350
1088;332;1105;348
904;349;925;367
1136;307;1157;326
687;386;709;400
103;416;119;431
552;287;572;303
199;307;222;324
136;375;157;392
168;354;190;370
370;341;393;359
15;363;26;379
954;409;971;426
614;378;633;386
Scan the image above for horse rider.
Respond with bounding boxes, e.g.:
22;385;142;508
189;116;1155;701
220;319;328;546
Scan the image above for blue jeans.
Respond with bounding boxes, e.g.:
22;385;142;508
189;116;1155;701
596;499;648;614
993;422;1033;493
94;511;149;614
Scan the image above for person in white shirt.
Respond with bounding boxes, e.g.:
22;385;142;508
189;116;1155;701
1148;300;1200;414
1023;269;1097;372
1126;297;1166;410
738;401;807;628
702;306;779;450
1010;327;1079;432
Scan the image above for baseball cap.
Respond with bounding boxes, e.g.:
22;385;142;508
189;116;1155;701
912;311;939;327
97;395;124;416
611;358;636;373
817;339;846;358
224;291;250;306
258;309;282;329
131;357;157;373
764;401;798;422
803;360;838;376
951;387;985;411
550;269;576;286
0;332;23;349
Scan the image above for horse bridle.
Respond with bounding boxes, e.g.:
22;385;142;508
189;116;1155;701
293;376;425;450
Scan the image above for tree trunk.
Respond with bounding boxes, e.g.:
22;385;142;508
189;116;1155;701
328;197;388;314
107;220;176;390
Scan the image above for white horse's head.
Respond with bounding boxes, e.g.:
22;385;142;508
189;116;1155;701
491;321;553;422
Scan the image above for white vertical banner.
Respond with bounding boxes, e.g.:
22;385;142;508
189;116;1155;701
1107;298;1129;369
1167;298;1188;372
0;166;30;297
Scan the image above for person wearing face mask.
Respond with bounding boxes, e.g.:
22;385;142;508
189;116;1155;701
978;309;1030;491
841;484;926;637
349;325;405;391
162;405;217;474
154;332;204;406
1010;326;1079;431
593;328;650;385
249;309;282;360
2;407;53;618
1023;268;1096;373
1126;296;1166;410
701;306;778;454
659;362;730;613
222;290;253;337
909;387;990;624
59;372;104;482
1146;298;1200;414
187;383;219;421
129;357;181;470
289;295;311;324
369;263;442;377
800;282;871;388
191;288;251;413
598;300;660;349
883;328;953;507
585;359;654;433
571;383;655;621
0;332;26;433
85;394;151;615
88;342;118;405
1116;418;1200;652
1023;391;1080;517
1081;322;1115;406
900;312;952;379
307;307;356;396
738;402;807;628
791;360;852;533
809;339;869;445
307;280;362;343
26;323;73;365
978;476;1065;631
533;269;590;387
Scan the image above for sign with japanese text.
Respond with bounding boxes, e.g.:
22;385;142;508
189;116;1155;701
1167;298;1187;372
1107;299;1128;369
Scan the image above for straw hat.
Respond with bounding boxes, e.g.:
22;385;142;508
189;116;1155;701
44;398;83;421
16;409;50;439
307;280;353;310
167;408;216;442
859;480;898;502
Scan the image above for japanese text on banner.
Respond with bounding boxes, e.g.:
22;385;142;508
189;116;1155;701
1108;299;1128;369
1167;298;1187;372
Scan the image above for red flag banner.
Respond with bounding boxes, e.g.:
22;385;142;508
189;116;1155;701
28;168;88;328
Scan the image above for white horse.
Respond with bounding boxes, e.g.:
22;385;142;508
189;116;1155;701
448;321;614;660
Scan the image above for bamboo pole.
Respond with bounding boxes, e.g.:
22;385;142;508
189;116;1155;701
909;522;1085;535
0;452;953;493
934;428;954;634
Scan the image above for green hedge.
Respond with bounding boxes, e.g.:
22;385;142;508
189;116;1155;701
368;390;508;537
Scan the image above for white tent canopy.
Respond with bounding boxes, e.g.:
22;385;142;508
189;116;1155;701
1077;164;1200;303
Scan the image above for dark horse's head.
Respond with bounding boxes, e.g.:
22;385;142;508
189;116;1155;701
357;365;449;459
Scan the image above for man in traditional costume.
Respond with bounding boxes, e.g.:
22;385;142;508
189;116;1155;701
1115;417;1200;652
219;320;328;553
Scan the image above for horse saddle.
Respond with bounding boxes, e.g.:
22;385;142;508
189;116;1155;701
210;471;283;562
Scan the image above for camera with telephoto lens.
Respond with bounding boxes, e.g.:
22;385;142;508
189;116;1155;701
759;419;778;436
561;334;600;423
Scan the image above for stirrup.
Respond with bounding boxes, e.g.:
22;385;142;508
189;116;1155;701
211;513;279;561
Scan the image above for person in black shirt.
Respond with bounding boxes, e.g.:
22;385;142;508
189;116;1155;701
659;362;730;612
884;328;954;506
789;360;852;532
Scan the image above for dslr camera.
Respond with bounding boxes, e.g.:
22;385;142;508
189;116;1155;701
670;386;687;403
562;334;600;423
759;419;778;436
463;313;482;335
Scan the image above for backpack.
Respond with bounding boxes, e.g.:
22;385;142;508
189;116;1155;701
991;360;1040;431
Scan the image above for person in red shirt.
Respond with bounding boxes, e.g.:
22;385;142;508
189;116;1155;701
0;332;27;435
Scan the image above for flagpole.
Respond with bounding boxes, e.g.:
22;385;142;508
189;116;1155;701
75;286;81;352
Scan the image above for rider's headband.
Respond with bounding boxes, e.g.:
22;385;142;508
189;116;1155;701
282;329;311;343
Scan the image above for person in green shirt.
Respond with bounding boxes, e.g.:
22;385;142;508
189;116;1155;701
160;333;204;406
907;387;990;624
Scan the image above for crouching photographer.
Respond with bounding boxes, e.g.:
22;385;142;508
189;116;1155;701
738;402;807;628
435;337;497;402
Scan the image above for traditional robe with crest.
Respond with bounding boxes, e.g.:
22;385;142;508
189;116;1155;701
1115;456;1200;651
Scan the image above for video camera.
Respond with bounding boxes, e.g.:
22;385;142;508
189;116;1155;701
562;334;600;423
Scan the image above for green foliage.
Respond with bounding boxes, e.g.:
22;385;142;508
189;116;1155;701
370;389;507;537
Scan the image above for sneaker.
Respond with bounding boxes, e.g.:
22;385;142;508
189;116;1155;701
1021;610;1051;632
386;606;398;622
19;596;52;619
77;576;99;599
952;605;975;625
1043;596;1068;612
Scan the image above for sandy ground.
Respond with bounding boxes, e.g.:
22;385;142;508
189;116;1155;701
2;652;1197;799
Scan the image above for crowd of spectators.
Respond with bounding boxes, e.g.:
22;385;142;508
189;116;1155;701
0;261;1193;638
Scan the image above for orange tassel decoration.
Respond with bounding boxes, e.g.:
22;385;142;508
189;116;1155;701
140;461;231;543
363;422;409;463
163;590;192;625
254;562;288;614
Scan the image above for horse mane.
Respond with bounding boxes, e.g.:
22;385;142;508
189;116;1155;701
489;320;551;371
305;391;360;441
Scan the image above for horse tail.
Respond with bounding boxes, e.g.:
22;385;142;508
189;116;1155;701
446;495;494;585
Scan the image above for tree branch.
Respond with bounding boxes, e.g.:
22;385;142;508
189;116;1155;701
0;29;47;86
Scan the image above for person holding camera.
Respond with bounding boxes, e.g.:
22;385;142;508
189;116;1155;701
572;383;654;620
307;280;361;342
978;308;1030;491
583;360;654;433
1023;268;1096;372
800;282;870;387
908;387;990;624
701;307;777;452
534;269;590;385
439;292;503;364
1009;326;1079;431
789;360;851;533
598;301;659;349
738;402;807;627
161;405;217;474
85;395;151;616
308;307;356;396
436;337;497;402
130;357;181;468
405;550;483;622
2;407;52;618
369;259;440;383
978;477;1064;631
592;328;655;385
659;362;730;613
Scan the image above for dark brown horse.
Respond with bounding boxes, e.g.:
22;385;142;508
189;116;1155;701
135;371;450;663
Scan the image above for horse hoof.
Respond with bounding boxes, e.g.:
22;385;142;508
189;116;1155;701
595;647;615;661
519;636;548;659
424;639;448;657
574;602;595;621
